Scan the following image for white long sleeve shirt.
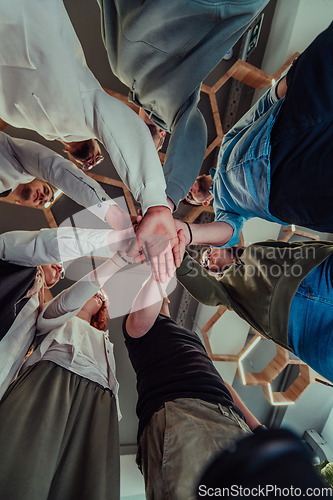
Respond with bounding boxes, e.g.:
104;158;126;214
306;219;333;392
24;275;121;418
0;132;117;220
0;227;116;266
0;227;119;399
0;0;168;214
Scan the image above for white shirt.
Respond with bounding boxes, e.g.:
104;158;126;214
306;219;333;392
0;132;117;220
0;294;39;400
0;227;115;267
0;228;117;400
24;276;121;419
25;316;121;419
0;0;168;214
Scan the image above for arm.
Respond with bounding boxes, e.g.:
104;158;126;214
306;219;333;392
126;229;184;336
176;252;231;307
6;134;119;223
163;89;207;209
0;227;134;267
39;251;128;329
126;272;171;338
92;91;182;266
91;90;170;215
224;381;261;431
176;220;234;248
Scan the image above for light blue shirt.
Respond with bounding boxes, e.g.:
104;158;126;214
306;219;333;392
212;86;288;248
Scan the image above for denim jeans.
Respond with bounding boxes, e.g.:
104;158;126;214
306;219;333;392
288;255;333;382
138;398;251;500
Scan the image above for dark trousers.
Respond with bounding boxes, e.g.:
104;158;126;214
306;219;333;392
0;362;120;500
269;22;333;232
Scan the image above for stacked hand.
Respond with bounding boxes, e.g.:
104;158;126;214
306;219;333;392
126;206;186;283
106;204;188;283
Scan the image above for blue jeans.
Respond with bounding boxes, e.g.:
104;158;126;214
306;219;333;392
288;255;333;382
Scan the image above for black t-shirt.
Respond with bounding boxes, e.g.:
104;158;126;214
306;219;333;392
123;314;245;441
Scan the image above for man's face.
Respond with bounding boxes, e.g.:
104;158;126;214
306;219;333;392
16;180;53;207
186;180;211;206
42;263;63;287
202;247;236;274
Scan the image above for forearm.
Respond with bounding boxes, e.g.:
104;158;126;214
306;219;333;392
0;228;134;266
180;221;233;247
224;381;261;431
105;205;134;230
126;273;170;337
176;252;231;307
93;90;169;214
163;93;206;208
42;252;127;320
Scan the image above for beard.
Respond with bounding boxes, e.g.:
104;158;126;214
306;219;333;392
20;184;33;201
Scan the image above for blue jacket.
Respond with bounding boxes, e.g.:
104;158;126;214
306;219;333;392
212;85;288;247
97;0;268;207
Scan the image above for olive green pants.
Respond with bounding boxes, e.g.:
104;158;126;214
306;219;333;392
0;361;120;500
139;398;252;500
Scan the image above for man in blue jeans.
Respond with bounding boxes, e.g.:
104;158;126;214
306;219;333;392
176;240;333;383
182;22;333;248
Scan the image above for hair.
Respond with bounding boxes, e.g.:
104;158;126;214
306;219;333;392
183;174;212;206
201;246;245;278
48;184;56;203
71;139;95;162
196;174;209;194
146;123;165;151
90;301;110;331
201;251;225;278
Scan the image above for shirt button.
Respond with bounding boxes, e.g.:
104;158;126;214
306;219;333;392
97;203;102;207
102;197;106;201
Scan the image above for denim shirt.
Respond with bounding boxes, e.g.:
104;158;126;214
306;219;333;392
212;86;288;248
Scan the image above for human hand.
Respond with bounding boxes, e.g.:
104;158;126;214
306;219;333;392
127;206;180;282
174;219;192;246
107;227;137;254
175;228;187;263
105;205;136;230
136;228;186;284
